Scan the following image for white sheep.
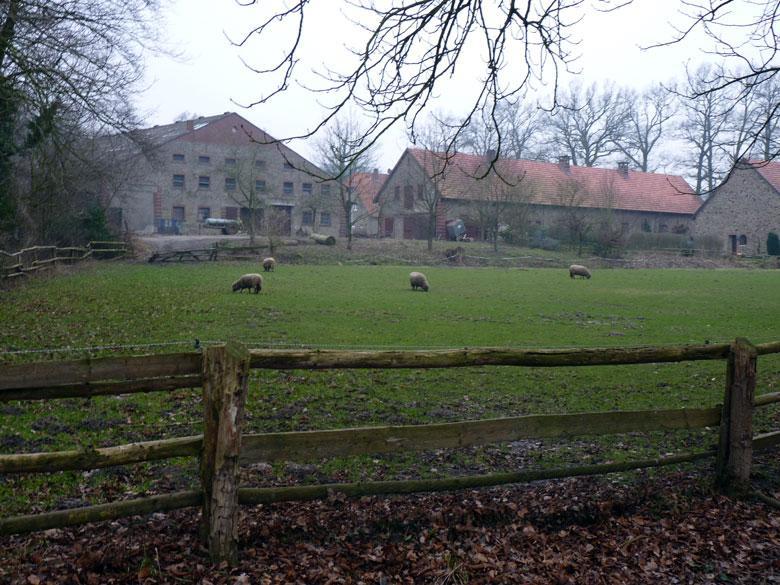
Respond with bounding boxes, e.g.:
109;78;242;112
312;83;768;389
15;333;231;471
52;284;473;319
409;271;430;292
569;264;592;279
262;257;276;272
232;273;263;293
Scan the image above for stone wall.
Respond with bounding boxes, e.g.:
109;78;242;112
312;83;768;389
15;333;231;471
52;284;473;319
118;114;341;237
694;167;780;255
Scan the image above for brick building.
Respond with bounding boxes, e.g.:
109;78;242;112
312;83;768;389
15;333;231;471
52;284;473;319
115;113;341;237
376;149;702;241
693;160;780;255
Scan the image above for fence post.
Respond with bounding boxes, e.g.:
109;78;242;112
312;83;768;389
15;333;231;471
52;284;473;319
200;342;250;565
716;337;757;493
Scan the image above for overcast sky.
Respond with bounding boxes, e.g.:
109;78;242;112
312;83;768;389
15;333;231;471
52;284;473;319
138;0;720;172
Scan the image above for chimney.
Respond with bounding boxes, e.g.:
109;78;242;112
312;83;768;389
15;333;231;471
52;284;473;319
372;167;379;183
387;168;392;174
617;161;629;177
185;119;194;131
558;155;570;171
485;149;496;161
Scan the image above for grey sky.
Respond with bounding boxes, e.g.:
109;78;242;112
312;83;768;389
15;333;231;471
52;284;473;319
138;1;723;172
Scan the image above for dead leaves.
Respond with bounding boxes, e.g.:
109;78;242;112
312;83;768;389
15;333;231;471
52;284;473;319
1;469;779;583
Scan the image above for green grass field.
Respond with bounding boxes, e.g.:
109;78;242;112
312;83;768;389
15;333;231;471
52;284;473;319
1;263;779;514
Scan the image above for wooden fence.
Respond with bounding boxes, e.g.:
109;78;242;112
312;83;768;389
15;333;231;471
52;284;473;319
0;241;127;280
1;339;779;564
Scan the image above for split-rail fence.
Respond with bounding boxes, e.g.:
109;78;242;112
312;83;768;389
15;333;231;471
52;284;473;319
1;339;779;564
0;241;127;280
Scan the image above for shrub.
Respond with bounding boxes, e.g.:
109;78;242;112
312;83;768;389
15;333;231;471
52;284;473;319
625;232;690;252
695;234;724;257
528;229;560;251
767;232;780;256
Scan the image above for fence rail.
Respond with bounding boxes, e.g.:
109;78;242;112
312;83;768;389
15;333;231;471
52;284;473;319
0;241;127;280
0;338;779;564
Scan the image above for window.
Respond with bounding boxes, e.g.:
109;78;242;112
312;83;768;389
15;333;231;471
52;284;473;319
198;176;210;189
254;159;266;169
302;210;314;225
739;234;748;245
225;177;237;191
404;185;414;209
321;184;331;196
283;181;294;195
224;206;238;220
172;153;185;163
417;184;424;200
658;224;668;233
225;157;236;167
283;161;294;170
172;206;185;222
302;182;313;196
642;220;652;233
394;186;400;201
198;155;211;164
320;211;331;226
172;174;185;189
197;207;211;222
255;179;266;193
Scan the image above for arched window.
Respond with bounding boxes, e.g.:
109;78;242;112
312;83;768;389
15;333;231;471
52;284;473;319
739;235;747;245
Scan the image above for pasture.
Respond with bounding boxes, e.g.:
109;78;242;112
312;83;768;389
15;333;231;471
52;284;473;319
1;263;779;514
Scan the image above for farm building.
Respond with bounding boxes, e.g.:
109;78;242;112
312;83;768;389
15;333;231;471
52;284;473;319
376;149;702;243
693;159;780;255
346;169;389;237
107;113;342;237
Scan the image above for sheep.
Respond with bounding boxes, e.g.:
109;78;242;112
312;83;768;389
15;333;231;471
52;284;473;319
232;273;263;293
409;271;430;292
262;257;277;272
569;264;592;279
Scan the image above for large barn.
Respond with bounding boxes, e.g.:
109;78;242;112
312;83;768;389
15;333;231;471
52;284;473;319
376;149;702;242
108;113;342;237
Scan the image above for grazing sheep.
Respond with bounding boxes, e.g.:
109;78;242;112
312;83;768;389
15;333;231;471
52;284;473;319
232;273;263;293
409;271;430;292
569;264;592;279
262;257;276;272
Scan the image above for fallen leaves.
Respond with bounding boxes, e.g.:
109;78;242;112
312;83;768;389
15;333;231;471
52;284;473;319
0;467;779;584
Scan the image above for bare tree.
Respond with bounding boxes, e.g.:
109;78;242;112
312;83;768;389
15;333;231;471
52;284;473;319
546;81;629;167
555;177;593;255
504;100;547;160
315;115;375;250
238;1;780;173
613;85;676;172
0;0;167;244
408;116;459;251
223;148;273;245
751;77;780;160
235;1;599;165
462;100;545;160
676;64;732;195
649;0;780;162
471;162;533;252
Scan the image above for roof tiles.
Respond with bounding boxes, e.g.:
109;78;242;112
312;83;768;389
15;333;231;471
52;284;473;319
749;159;780;193
408;149;702;215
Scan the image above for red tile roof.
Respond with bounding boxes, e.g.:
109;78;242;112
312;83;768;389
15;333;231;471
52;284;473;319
748;159;780;193
349;171;388;215
407;149;702;215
